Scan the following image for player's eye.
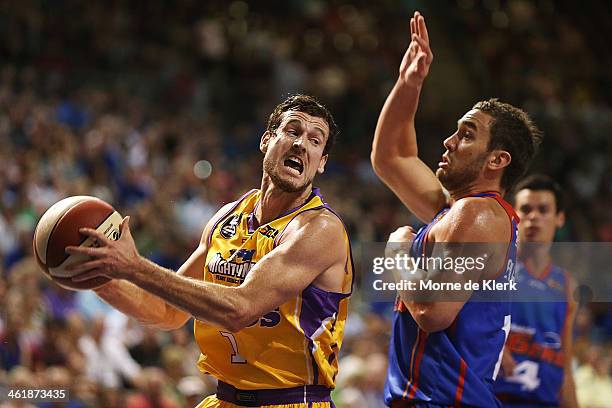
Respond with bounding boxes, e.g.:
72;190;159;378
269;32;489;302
310;138;320;146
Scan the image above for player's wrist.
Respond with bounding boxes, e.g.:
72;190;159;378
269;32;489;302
397;77;424;91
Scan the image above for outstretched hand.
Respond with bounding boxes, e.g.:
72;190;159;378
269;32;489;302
399;11;434;87
65;216;143;282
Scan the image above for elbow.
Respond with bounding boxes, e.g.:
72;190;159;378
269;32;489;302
411;305;455;333
371;151;392;179
145;311;190;332
148;321;183;332
220;299;255;333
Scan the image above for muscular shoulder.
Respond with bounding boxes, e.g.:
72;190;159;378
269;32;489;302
278;209;347;258
280;208;345;242
436;197;510;242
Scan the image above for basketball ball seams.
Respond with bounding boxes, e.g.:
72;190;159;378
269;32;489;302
48;211;123;278
35;196;91;264
45;199;114;267
33;195;119;291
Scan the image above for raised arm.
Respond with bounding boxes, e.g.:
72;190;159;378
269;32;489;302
67;210;349;332
90;202;235;331
371;11;447;222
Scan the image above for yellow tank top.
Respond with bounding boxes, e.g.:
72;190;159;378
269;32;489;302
194;188;353;390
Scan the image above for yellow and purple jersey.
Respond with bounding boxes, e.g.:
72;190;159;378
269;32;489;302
194;188;353;391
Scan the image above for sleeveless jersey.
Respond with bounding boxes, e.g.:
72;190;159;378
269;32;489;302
494;262;571;406
194;188;353;390
385;192;519;407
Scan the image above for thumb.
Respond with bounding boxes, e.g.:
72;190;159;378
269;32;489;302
120;215;132;237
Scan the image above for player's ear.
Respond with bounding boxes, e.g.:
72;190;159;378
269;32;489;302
488;150;511;171
317;154;328;174
555;210;566;228
260;131;272;153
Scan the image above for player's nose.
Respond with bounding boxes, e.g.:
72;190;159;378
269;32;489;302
292;135;306;151
443;134;457;151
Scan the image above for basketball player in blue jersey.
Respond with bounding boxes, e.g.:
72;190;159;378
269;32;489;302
64;95;354;407
371;12;542;407
494;174;578;407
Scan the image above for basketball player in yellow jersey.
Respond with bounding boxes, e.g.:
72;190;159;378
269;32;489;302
65;95;353;407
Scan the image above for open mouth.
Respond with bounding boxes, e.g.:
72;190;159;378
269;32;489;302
284;156;304;175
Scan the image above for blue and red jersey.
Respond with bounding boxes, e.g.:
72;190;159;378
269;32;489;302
385;192;519;407
494;262;571;407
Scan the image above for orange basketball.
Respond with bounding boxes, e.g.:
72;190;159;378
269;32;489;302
33;196;122;291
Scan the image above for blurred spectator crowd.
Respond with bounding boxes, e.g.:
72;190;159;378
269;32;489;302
1;1;611;407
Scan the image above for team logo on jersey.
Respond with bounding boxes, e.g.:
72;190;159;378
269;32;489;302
546;278;565;293
220;214;242;239
207;249;255;284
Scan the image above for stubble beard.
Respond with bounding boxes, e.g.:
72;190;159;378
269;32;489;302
263;156;310;193
437;153;488;192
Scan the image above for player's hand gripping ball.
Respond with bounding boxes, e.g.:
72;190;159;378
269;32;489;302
33;196;122;290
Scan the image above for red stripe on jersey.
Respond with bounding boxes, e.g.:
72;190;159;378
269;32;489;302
454;358;468;406
401;329;421;399
407;330;429;400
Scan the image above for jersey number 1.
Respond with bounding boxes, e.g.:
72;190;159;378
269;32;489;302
220;331;247;364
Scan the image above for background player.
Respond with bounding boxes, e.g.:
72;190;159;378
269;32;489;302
65;94;354;407
494;174;579;407
371;11;541;407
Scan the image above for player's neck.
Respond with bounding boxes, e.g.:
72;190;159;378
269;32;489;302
256;179;313;225
519;246;552;277
449;181;504;201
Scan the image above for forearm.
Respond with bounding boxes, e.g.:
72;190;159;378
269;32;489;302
372;80;422;165
388;248;468;332
128;257;247;332
94;278;188;331
560;373;578;408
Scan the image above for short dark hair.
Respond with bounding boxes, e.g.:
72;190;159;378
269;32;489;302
266;94;338;155
473;98;543;190
513;173;564;213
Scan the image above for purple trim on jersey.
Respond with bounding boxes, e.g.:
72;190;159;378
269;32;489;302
216;381;333;406
207;189;257;246
247;201;260;234
320;202;356;295
245;188;324;234
299;284;348;386
270;188;355;294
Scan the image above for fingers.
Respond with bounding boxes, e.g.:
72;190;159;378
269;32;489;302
71;267;107;282
414;11;421;37
413;34;431;55
410;17;416;37
417;12;430;44
413;36;433;66
79;227;111;246
391;225;416;236
66;260;106;276
120;215;131;237
65;245;105;257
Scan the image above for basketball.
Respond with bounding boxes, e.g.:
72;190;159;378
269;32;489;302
33;196;123;291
